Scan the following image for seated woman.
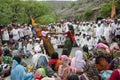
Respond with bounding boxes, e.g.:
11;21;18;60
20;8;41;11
71;50;86;75
11;55;33;80
48;52;61;72
58;55;76;80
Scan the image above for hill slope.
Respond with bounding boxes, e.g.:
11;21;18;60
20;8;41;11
47;0;109;19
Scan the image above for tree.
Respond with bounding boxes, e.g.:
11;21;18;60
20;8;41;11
99;2;111;18
98;0;120;18
36;14;56;25
0;0;53;24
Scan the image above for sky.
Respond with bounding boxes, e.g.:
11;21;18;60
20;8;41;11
36;0;77;1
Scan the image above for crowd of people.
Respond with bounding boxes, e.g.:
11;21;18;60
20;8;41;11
0;18;120;80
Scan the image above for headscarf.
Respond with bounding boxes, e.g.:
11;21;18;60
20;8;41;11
95;43;110;53
71;50;86;72
75;50;84;61
60;55;69;66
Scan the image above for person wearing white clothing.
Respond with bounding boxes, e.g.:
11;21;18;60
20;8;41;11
10;27;20;41
26;39;33;52
1;26;10;42
32;45;48;68
96;23;103;40
104;22;112;43
56;24;63;44
50;37;59;51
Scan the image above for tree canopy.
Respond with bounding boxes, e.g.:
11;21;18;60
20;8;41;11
99;0;120;18
0;0;56;25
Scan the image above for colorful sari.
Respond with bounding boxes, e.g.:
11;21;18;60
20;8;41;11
42;37;54;57
63;25;74;56
64;31;74;56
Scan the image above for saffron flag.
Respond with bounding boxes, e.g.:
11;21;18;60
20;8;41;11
111;0;116;19
30;17;37;26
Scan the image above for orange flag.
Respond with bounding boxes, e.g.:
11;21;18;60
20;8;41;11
30;17;37;26
111;0;116;19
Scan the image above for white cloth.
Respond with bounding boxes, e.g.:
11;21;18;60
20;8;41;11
32;53;48;67
27;43;33;51
11;28;20;40
63;22;71;32
51;37;58;50
71;50;86;72
2;30;9;41
96;26;103;39
34;45;41;53
80;37;87;48
104;26;111;43
41;31;49;37
86;39;93;50
18;28;24;38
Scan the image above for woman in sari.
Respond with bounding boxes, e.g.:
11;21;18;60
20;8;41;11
63;24;74;56
41;27;54;57
58;55;76;80
71;50;86;73
48;52;61;71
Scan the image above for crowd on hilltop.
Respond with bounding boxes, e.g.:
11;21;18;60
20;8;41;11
0;18;120;80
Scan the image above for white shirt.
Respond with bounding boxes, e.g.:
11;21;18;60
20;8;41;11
18;28;24;38
2;29;9;41
27;43;33;51
11;28;20;40
41;31;49;37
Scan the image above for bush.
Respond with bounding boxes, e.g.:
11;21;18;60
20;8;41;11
69;2;76;8
74;13;84;21
74;5;79;10
36;14;56;25
83;8;93;21
99;2;111;18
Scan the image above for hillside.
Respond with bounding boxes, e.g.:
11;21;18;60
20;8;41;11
47;0;109;19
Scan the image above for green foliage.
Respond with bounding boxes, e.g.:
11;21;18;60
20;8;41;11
74;5;79;10
74;8;93;21
0;0;55;25
36;14;56;25
99;0;120;18
74;13;84;21
115;0;120;18
69;2;76;8
83;8;93;21
61;6;65;10
99;2;111;18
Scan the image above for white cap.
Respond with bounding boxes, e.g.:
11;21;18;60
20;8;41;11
36;38;40;41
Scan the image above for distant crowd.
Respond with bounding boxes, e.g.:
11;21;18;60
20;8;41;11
0;18;120;80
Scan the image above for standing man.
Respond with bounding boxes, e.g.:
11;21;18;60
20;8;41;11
1;25;10;44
